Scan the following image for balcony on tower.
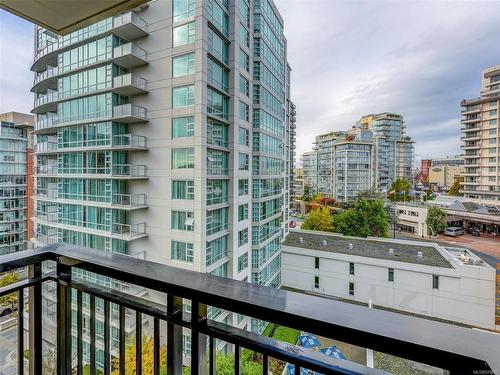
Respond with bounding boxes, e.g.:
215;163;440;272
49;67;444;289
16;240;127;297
31;12;148;73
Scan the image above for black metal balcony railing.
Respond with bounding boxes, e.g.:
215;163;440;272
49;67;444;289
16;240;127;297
0;245;499;375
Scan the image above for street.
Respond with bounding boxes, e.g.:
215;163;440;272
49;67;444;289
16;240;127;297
0;323;17;375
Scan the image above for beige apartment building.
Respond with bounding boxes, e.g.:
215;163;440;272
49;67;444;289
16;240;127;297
460;65;500;202
428;156;463;190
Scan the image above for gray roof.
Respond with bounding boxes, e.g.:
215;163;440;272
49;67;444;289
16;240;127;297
448;201;491;214
283;231;452;269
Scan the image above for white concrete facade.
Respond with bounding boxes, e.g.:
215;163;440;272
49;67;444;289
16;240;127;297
282;230;496;330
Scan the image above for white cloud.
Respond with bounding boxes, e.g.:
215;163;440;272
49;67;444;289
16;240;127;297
275;0;500;160
1;2;500;163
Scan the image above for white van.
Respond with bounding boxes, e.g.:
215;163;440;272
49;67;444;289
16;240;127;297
444;227;464;237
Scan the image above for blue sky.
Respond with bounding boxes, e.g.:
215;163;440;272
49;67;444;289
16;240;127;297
2;0;500;163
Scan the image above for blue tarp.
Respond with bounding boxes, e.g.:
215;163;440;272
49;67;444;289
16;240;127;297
297;334;321;348
286;363;310;375
320;345;346;360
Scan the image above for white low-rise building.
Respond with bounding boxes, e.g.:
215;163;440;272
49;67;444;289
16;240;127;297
394;202;429;237
282;230;496;330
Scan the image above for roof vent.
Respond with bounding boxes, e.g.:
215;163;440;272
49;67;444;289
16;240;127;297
417;251;423;259
348;243;353;250
322;240;327;247
299;237;304;243
388;248;394;255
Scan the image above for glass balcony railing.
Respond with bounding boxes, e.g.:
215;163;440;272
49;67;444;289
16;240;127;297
112;164;147;178
35;187;58;198
112;134;147;148
35;165;58;175
113;73;147;91
35;188;146;209
33;65;58;87
33;91;58;109
35;210;58;223
32;231;59;245
34;141;58;153
35;104;147;131
33;74;147;110
111;222;146;238
112;11;147;33
112;193;147;207
112;103;148;121
33;12;147;65
36;164;147;178
112;42;148;67
206;165;228;175
206;222;228;236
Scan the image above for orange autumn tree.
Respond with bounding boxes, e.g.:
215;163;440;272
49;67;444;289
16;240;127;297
111;336;167;375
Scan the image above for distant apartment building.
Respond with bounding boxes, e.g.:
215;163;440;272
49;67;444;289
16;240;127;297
282;230;496;330
419;159;432;182
286;66;297;203
292;167;304;197
300;113;413;201
30;0;292;338
334;128;374;201
314;131;344;197
0;112;34;255
428;155;464;190
358;113;414;192
460;65;500;202
301;151;317;194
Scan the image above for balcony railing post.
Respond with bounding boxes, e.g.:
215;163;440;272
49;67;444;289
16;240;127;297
28;262;42;375
191;301;208;375
56;259;72;375
17;288;24;375
167;295;183;375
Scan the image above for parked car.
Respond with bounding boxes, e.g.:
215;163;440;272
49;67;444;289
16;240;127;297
444;227;465;237
467;227;480;236
0;305;14;317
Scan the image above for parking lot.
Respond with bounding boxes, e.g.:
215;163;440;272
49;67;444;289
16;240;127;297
432;233;500;259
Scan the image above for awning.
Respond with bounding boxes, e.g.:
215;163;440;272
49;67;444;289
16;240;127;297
0;0;148;35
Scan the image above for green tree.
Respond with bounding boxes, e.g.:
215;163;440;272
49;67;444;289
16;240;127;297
357;188;384;200
311;192;324;203
448;178;463;196
300;185;312;202
333;199;389;238
388;178;411;202
425;206;447;234
111;336;167;375
0;272;19;307
425;188;435;201
183;352;262;375
301;207;334;232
